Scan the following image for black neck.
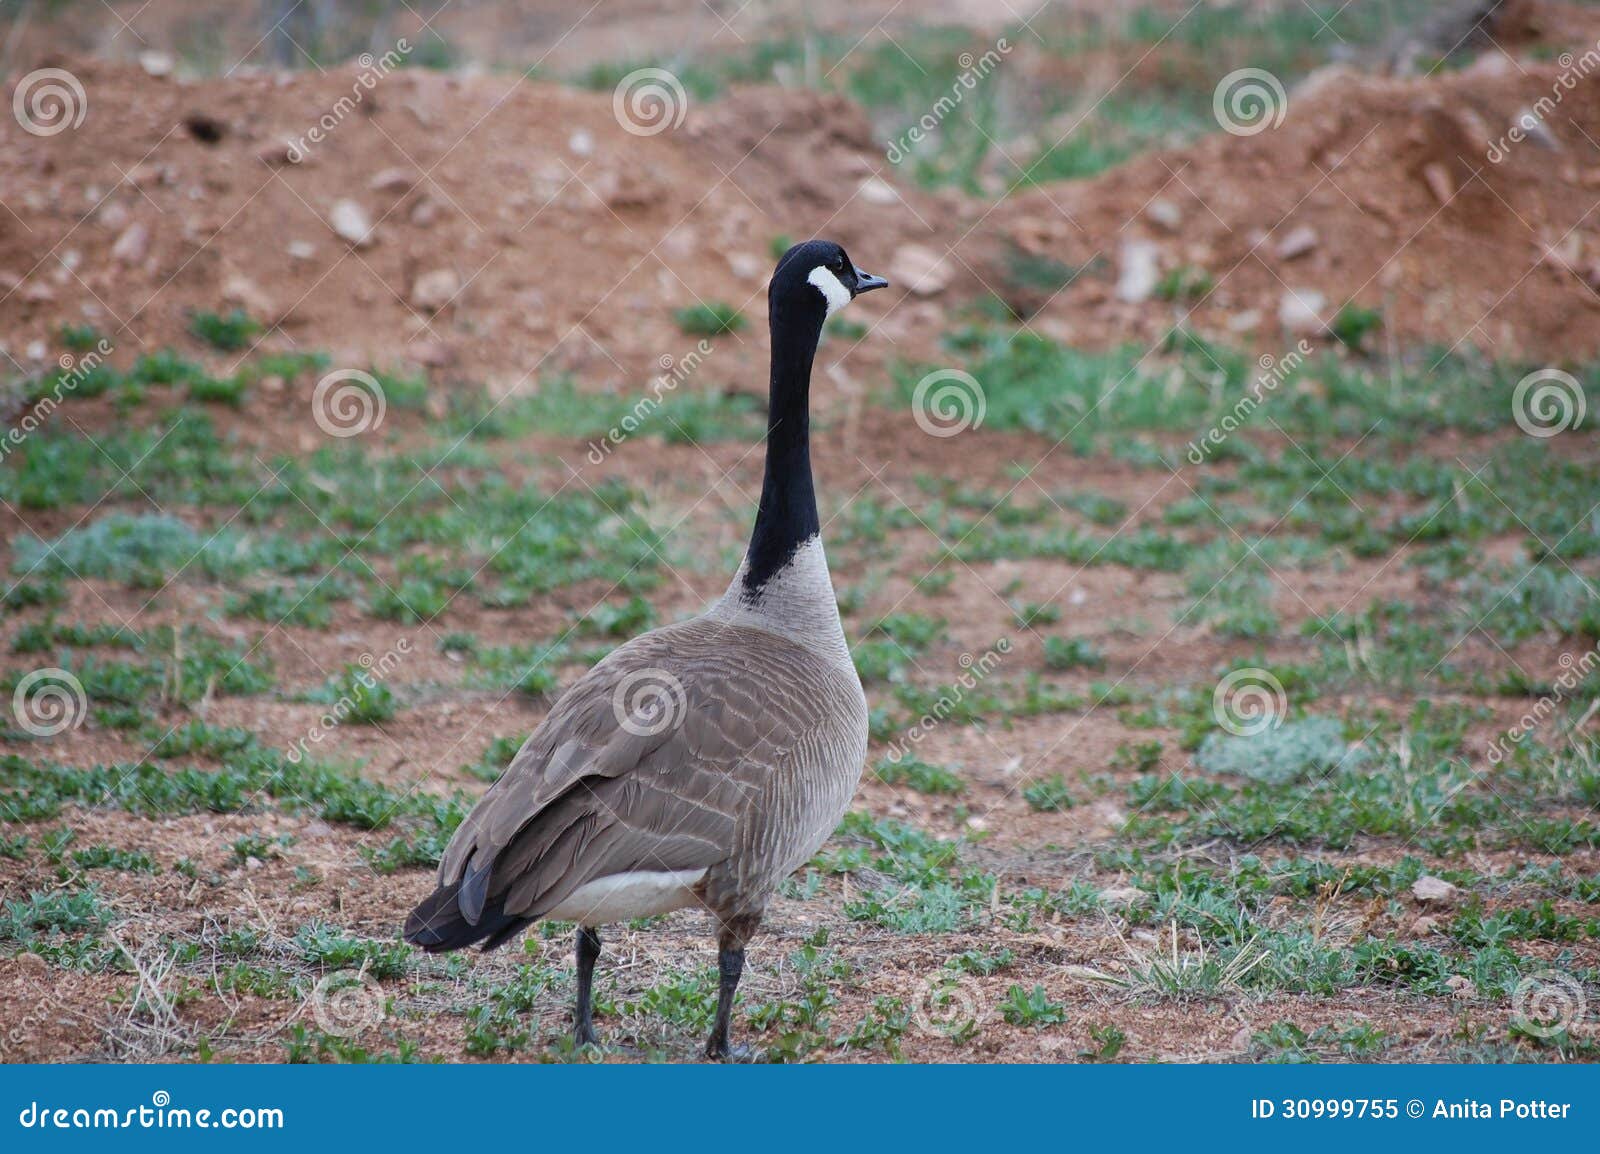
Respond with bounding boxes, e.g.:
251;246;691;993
741;301;825;595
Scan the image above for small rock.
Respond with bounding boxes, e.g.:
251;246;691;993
1276;224;1319;261
223;273;274;318
1411;915;1441;936
857;176;900;205
98;201;129;229
889;244;951;296
568;129;594;157
727;252;764;281
328;198;375;247
21;283;55;304
139;51;175;77
1115;238;1161;303
1421;162;1454;206
1278;288;1326;334
257;141;296;167
244;855;263;872
1146;199;1183;231
110;222;150;265
1513;108;1560;151
409;339;455;368
410;268;460;312
1227;309;1262;333
1411;875;1459;904
368;167;416;193
286;239;316;261
409;197;439;227
26;339;48;361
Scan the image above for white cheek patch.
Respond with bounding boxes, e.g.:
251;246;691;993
807;266;850;316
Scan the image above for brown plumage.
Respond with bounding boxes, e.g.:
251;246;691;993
403;238;887;1058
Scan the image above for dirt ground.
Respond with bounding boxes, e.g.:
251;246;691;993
2;0;1599;1064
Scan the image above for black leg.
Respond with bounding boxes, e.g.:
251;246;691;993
705;913;760;1061
574;925;601;1046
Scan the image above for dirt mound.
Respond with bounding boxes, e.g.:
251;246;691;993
989;43;1600;359
0;60;946;394
5;13;1600;398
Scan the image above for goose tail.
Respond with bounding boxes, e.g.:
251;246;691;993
403;881;531;953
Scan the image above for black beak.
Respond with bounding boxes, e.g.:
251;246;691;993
852;269;889;295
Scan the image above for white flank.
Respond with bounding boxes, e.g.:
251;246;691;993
545;868;707;925
807;265;850;315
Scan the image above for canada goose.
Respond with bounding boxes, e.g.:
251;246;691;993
405;239;887;1059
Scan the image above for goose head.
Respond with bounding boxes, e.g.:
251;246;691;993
770;239;888;323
